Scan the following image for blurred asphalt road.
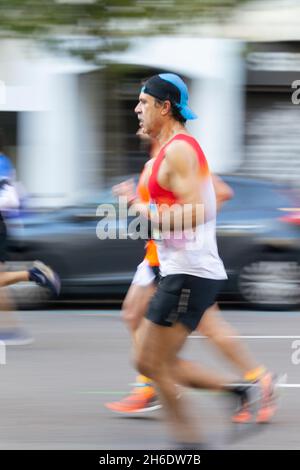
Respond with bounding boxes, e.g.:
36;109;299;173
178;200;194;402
0;309;300;450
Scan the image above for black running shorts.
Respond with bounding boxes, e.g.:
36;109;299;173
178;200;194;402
146;274;224;332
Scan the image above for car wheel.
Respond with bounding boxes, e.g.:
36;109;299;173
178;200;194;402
238;254;300;310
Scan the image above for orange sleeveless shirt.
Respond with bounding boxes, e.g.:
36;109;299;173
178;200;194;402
136;166;159;267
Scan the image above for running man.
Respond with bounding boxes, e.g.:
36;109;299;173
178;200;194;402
106;132;275;425
118;73;275;446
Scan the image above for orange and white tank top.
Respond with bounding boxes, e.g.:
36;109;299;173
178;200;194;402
136;164;159;268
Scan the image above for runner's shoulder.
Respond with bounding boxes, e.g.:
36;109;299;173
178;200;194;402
165;138;198;170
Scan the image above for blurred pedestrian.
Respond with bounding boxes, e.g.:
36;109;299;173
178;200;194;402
0;129;60;345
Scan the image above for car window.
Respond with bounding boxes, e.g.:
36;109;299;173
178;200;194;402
223;182;293;211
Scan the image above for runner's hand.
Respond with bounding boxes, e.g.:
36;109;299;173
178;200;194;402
112;179;136;204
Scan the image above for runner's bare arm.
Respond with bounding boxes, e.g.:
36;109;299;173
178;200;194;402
163;140;205;229
166;140;203;204
112;179;138;204
212;174;234;211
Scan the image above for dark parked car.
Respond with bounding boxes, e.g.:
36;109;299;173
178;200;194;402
6;176;300;310
217;176;300;309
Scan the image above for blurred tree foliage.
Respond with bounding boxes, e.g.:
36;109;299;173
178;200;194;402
0;0;247;60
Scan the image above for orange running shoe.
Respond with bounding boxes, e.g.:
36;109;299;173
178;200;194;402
105;385;161;414
256;372;277;424
231;386;253;424
231;404;252;424
231;372;278;424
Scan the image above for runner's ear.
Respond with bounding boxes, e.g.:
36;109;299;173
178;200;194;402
161;100;171;116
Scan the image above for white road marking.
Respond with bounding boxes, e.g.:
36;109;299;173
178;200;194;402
189;335;300;339
278;384;300;388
